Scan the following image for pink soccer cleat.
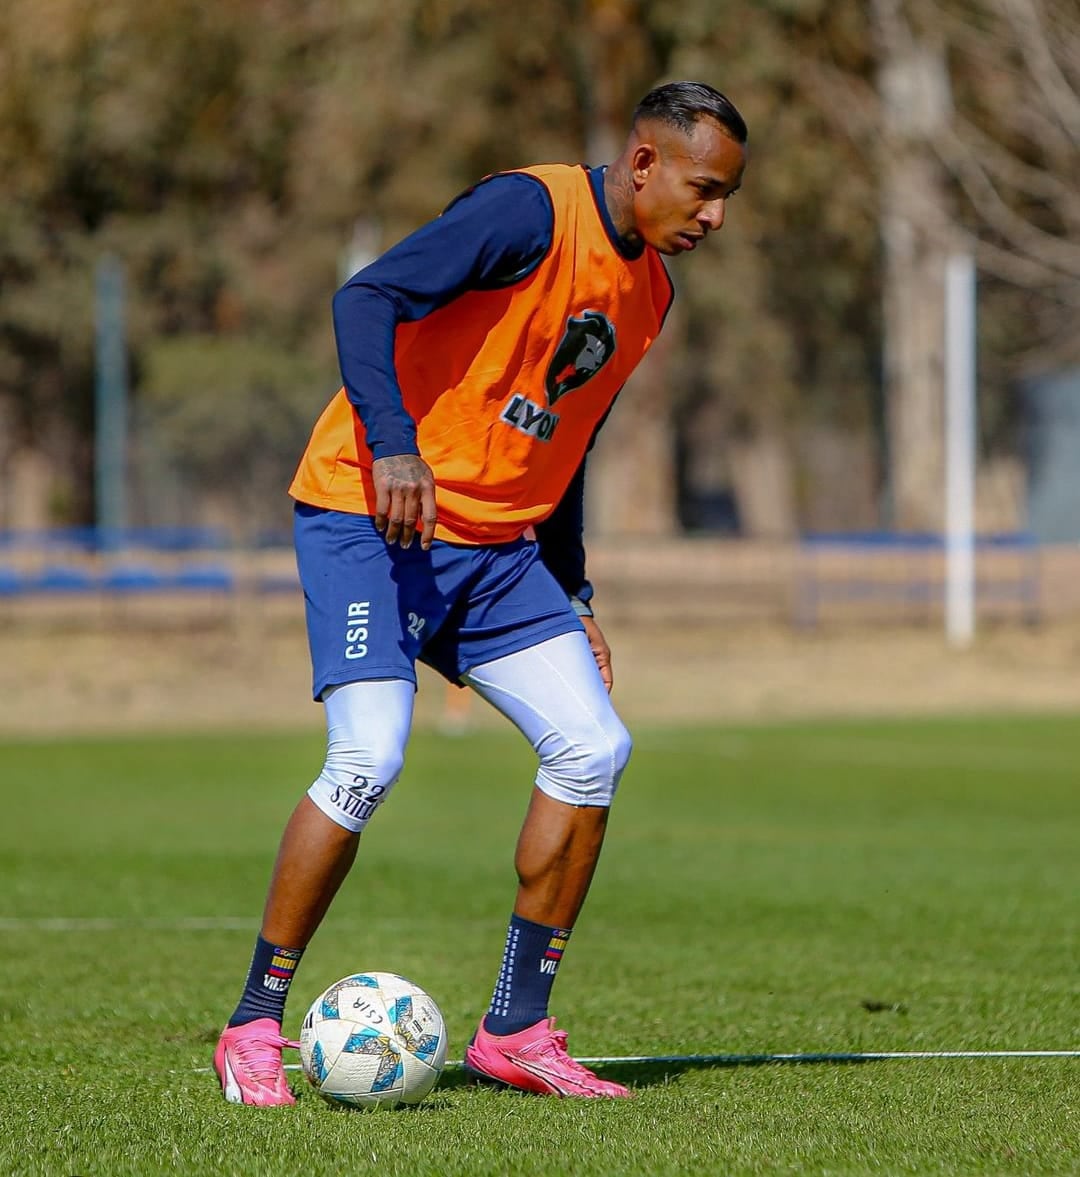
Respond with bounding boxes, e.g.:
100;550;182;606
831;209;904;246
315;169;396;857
214;1018;300;1106
464;1017;632;1098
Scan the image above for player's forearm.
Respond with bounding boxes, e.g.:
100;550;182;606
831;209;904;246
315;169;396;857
332;284;419;459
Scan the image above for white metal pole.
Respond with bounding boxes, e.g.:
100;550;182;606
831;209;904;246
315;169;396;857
94;254;129;545
944;252;976;648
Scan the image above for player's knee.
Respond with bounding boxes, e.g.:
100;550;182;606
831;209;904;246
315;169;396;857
535;716;632;807
306;741;405;833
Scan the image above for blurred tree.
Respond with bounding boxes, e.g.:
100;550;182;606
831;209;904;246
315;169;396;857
872;0;954;531
0;0;323;525
139;336;325;532
654;0;883;535
575;0;675;536
0;0;1073;537
938;0;1080;480
794;0;1080;531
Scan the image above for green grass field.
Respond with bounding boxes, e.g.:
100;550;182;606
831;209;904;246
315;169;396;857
1;715;1077;1176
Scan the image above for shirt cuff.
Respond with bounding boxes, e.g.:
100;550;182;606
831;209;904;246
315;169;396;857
569;595;594;618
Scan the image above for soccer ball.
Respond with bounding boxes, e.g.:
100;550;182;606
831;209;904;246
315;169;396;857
299;972;447;1108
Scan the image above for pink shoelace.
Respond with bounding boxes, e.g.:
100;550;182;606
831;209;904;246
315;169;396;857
230;1028;299;1083
534;1028;602;1079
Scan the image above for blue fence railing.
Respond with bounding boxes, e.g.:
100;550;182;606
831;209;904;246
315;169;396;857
0;526;230;553
0;527;297;598
0;528;1044;622
794;531;1040;627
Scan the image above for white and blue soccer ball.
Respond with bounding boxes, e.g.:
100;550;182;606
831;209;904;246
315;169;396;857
299;972;447;1108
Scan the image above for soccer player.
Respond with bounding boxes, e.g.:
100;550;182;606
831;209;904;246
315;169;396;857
214;80;747;1104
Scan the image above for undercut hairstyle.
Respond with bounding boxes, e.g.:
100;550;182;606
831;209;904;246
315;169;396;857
633;81;748;145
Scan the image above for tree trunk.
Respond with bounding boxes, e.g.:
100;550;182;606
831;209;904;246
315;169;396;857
586;321;679;536
874;8;954;532
579;0;677;536
880;144;950;531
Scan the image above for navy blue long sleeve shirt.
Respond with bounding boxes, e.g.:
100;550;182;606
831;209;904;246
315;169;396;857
331;167;626;605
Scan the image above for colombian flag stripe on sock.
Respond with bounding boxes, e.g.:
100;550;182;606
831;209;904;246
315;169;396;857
544;931;571;960
268;950;301;978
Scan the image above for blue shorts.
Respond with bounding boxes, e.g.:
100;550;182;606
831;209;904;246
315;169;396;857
294;503;584;699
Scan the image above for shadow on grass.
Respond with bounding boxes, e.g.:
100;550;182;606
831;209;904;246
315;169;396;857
437;1052;883;1092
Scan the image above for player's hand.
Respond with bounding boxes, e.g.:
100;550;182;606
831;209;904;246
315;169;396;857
582;616;613;692
372;454;438;550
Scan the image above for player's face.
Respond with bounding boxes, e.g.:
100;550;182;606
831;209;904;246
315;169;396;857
632;118;746;256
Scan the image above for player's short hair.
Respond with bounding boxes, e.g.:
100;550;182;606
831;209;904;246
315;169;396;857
633;81;748;145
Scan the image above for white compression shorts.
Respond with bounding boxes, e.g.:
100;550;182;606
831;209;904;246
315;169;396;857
307;630;632;833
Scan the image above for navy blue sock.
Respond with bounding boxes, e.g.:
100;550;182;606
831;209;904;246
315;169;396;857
483;913;572;1036
227;936;304;1027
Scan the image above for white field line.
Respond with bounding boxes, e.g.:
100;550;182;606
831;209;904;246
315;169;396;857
568;1050;1080;1063
0;916;255;932
188;1049;1080;1076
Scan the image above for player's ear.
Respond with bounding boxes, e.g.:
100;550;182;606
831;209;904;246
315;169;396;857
631;142;659;188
